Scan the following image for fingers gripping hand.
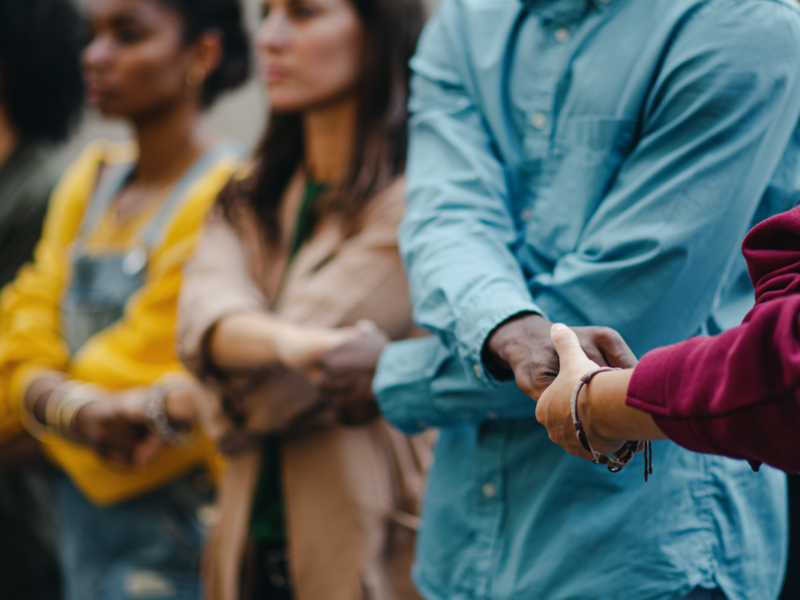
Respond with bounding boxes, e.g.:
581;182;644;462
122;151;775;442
535;324;599;461
75;389;160;467
315;321;390;426
280;324;362;374
572;326;638;370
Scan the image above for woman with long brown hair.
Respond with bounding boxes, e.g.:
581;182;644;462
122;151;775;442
177;0;427;598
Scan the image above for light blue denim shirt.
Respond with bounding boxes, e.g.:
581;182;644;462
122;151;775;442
374;0;800;599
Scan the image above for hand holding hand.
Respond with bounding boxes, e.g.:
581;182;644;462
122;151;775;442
277;323;362;372
315;320;390;426
535;324;629;459
73;387;161;467
486;314;637;400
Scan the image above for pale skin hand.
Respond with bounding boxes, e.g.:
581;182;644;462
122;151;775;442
535;324;667;461
209;311;361;373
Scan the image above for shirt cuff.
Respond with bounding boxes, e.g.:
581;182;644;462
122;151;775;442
456;296;545;388
374;337;445;435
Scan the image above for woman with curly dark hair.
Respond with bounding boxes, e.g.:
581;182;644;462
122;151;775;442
0;0;251;598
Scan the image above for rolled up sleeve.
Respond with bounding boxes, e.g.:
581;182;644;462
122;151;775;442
400;0;542;386
374;336;535;435
177;206;267;379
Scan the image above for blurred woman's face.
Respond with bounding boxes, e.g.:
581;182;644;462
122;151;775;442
256;0;365;113
82;0;194;119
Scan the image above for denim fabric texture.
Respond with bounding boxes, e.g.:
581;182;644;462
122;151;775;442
375;0;800;598
54;472;213;600
684;589;727;600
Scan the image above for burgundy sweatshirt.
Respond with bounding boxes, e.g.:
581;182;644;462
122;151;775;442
625;205;800;472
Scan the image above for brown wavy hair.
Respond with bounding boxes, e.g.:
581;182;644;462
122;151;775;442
221;0;425;244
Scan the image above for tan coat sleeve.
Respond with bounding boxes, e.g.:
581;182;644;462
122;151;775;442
177;206;267;377
180;179;414;447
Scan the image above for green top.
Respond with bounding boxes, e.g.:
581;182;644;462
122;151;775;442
250;177;327;544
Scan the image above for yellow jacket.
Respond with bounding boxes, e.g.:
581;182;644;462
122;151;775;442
0;142;238;505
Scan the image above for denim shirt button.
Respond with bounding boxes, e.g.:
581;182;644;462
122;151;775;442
531;113;548;130
482;483;498;499
555;28;571;43
473;363;483;379
521;207;533;222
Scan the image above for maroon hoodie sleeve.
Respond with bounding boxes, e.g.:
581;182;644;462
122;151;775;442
625;206;800;472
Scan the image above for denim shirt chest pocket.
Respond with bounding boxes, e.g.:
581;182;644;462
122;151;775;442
524;116;637;262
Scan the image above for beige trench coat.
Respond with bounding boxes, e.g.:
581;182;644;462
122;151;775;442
177;171;429;600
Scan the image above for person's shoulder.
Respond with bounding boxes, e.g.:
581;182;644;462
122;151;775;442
357;176;407;233
159;150;249;249
45;140;131;236
368;176;406;212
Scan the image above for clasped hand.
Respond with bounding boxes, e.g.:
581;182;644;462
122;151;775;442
487;314;638;461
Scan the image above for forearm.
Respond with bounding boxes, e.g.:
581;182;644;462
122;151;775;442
209;311;357;375
208;311;290;371
583;369;667;443
24;372;67;424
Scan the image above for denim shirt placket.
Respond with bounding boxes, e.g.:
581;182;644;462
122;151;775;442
471;421;511;598
469;4;599;597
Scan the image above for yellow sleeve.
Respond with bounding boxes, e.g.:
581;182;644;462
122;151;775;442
0;144;106;442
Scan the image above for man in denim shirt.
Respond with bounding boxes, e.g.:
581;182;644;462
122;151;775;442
374;0;800;598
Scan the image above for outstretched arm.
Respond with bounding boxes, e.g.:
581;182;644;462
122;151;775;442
539;287;800;474
535;325;663;461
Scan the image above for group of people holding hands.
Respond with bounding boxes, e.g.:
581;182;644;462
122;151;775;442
2;0;800;599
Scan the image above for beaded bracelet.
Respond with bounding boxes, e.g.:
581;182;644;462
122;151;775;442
55;384;104;442
570;367;653;481
22;378;79;441
144;382;196;448
45;381;82;430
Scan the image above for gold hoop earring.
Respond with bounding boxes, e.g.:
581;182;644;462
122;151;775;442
186;66;206;89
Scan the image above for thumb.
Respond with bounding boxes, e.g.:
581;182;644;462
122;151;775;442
550;323;589;368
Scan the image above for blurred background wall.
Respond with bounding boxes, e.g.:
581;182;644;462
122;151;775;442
62;0;441;167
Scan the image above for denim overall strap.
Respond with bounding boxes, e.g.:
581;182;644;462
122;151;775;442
139;141;246;250
61;141;245;354
75;141;245;254
73;161;136;252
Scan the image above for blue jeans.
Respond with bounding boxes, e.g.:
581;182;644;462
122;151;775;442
54;471;214;600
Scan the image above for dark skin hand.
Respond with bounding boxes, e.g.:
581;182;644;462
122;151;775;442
486;313;638;400
72;389;155;467
315;323;390;427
